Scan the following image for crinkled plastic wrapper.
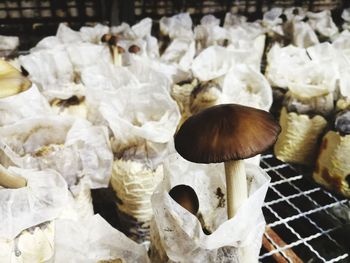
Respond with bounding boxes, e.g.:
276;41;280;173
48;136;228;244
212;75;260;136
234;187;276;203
19;45;75;99
0;116;112;188
93;76;180;163
0;167;68;239
160;13;193;39
265;44;310;89
274;107;327;166
161;38;196;72
313;131;350;198
0;85;52;126
110;159;164;242
292;21;319;48
0;221;55;263
54;214;150;263
150;154;270;262
222;65;273;111
307;10;338;38
194;15;228;50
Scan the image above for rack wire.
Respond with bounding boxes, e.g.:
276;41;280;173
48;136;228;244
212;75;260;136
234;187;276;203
0;0;108;50
259;154;350;262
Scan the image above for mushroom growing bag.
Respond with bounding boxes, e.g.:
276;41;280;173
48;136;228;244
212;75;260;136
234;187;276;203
0;116;112;189
0;167;68;239
0;85;52;126
313;131;350;198
54;214;150;263
150;153;270;262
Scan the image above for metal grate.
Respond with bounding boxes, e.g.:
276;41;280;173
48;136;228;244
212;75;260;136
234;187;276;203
0;0;108;50
259;154;350;262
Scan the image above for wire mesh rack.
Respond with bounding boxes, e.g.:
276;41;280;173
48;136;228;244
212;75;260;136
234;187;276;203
259;154;350;262
0;0;109;50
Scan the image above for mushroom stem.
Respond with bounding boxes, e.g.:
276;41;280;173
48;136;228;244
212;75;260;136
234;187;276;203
0;165;27;188
110;46;122;66
224;159;248;219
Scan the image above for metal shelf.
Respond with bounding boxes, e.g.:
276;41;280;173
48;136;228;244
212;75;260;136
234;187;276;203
259;154;350;262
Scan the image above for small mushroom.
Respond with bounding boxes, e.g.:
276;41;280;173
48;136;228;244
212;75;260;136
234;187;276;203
0;164;26;188
101;33;112;43
0;59;31;98
128;45;141;54
169;184;199;215
175;104;280;219
101;34;124;66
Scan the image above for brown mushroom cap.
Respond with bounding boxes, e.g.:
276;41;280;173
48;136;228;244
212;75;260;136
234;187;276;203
128;45;141;54
169;184;199;215
174;104;281;163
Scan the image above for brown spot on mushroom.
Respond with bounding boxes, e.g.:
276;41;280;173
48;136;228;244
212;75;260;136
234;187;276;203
322;168;342;191
321;138;328;150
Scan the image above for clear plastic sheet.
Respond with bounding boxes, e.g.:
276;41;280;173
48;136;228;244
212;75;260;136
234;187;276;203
151;153;270;262
0;116;112;188
54;214;150;263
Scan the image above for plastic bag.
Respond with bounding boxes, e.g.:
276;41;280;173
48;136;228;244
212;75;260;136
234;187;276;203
222;65;273;111
0;116;112;188
0;167;68;239
54;214;150;263
160;13;193;39
194;15;228;50
18;45;75;100
0;221;55;263
0;85;52;126
265;44;310;88
191;46;237;81
307;10;338;38
161;38;196;71
292;21;319;48
94;76;180;165
150;153;270;262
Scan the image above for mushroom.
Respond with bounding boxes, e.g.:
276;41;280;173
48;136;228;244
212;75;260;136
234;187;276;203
128;45;141;54
0;59;31;98
169;184;199;215
169;184;211;234
101;34;124;66
174;104;280;219
0;164;26;188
